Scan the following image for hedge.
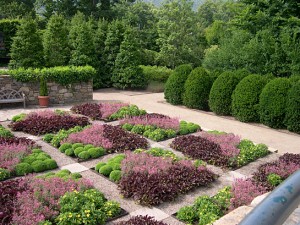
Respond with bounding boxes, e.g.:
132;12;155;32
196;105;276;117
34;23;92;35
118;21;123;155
9;66;96;86
209;70;249;115
259;78;291;129
183;67;212;110
232;74;268;122
140;65;173;83
284;80;300;133
164;64;192;105
0;19;20;58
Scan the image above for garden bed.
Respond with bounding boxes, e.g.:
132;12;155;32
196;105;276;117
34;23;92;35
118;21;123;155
0;169;127;225
70;103;146;121
120;113;201;141
170;131;270;169
9;110;90;135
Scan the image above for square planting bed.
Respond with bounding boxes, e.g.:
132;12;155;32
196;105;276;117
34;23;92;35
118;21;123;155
9;110;90;135
170;131;270;169
173;153;300;225
0;169;128;225
70;103;146;121
120;113;201;141
91;148;217;206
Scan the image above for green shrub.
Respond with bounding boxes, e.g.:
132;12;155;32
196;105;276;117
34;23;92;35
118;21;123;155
0;168;11;181
259;78;292;128
284;81;300;133
65;149;74;156
131;124;145;135
59;143;73;153
44;159;58;170
209;71;238;115
110;163;121;170
165;129;176;138
71;173;82;179
15;163;33;176
109;105;146;120
232;74;268;122
140;65;173;83
99;165;113;176
95;162;106;171
84;144;94;151
236;142;269;167
11;113;26;122
31;160;47;172
72;143;84;149
43;134;55;143
267;173;283;187
9;66;96;86
0;125;13;138
176;206;198;224
122;123;133;131
51;126;85;148
56;169;71;178
183;67;212;110
109;170;122;182
22;155;36;164
36;153;51;161
147;128;166;141
107;155;125;164
78;151;91;160
74;147;85;156
88;147;105;158
0;19;20;58
164;64;193;105
102;201;121;218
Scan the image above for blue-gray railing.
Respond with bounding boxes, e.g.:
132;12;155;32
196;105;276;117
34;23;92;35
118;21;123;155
239;169;300;225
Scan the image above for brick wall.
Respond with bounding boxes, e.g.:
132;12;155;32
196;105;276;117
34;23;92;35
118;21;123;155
0;75;93;105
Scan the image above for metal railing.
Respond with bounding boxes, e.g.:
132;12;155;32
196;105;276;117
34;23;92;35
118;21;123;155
239;169;300;225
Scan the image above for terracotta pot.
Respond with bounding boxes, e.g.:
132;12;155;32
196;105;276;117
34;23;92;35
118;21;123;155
38;96;50;108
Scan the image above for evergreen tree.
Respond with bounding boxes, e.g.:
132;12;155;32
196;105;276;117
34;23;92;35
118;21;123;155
9;17;43;69
112;26;146;89
43;14;70;67
68;12;96;66
102;19;125;87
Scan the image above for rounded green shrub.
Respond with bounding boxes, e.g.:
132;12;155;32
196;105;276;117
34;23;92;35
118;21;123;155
22;155;37;164
15;163;33;176
36;153;51;161
31;160;47;172
183;67;212;110
56;169;71;178
108;155;125;164
122;123;133;131
84;144;94;151
232;74;268;122
71;172;82;179
59;143;72;153
164;64;193;105
74;147;85;156
78;151;91;160
131;124;145;134
88;147;104;158
95;162;106;171
99;165;113;176
43;134;54;143
65;148;74;156
95;147;106;156
0;168;11;181
110;163;121;170
209;70;248;115
44;159;58;170
72;143;84;149
284;81;300;133
259;78;291;128
109;170;122;182
176;206;198;224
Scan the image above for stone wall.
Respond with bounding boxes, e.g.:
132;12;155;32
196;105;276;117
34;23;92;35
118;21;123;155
0;75;93;105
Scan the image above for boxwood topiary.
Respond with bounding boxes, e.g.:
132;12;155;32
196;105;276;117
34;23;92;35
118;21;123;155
109;170;122;182
78;151;91;160
259;78;291;128
65;148;74;156
95;162;106;171
71;172;82;179
36;153;51;161
72;143;84;149
284;80;300;133
84;144;94;151
15;163;33;176
183;67;212;110
209;70;249;115
59;143;72;153
44;159;58;170
232;74;268;122
111;163;121;170
31;160;47;172
88;147;104;158
99;165;113;176
74;147;85;156
164;64;192;105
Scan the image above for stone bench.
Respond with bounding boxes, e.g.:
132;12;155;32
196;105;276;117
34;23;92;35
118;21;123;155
0;88;26;108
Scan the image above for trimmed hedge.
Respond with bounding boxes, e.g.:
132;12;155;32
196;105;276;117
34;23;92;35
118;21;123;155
0;19;20;58
9;66;96;86
259;78;291;128
284;81;300;133
232;74;268;122
209;70;249;115
183;67;212;110
164;64;192;105
140;65;173;83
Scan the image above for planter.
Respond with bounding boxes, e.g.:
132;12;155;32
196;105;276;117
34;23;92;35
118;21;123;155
38;96;50;108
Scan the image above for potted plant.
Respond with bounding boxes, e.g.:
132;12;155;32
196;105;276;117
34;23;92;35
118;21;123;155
38;77;50;107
